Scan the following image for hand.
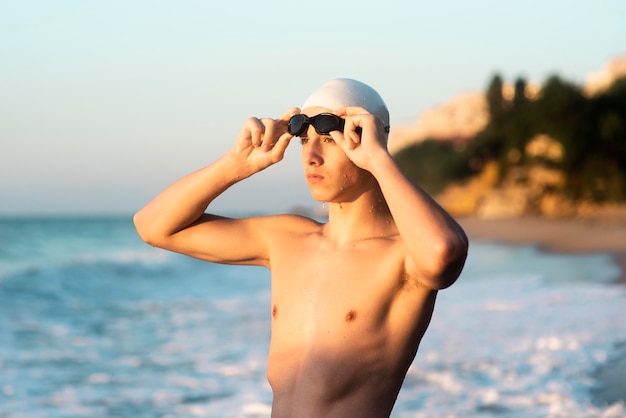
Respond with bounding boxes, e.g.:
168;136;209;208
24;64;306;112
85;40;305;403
329;106;390;170
229;108;299;175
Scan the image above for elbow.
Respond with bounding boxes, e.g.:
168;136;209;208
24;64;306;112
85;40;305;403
429;237;469;290
133;210;160;247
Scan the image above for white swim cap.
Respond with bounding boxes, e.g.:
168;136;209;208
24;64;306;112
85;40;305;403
302;78;390;128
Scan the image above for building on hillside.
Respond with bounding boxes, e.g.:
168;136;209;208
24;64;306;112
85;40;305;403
584;55;626;96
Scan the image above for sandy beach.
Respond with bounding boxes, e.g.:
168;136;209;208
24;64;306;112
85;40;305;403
457;213;626;407
458;214;626;284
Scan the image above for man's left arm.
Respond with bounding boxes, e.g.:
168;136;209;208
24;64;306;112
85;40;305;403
332;108;469;290
370;151;468;289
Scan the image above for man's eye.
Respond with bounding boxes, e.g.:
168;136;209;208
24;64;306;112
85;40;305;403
300;137;309;145
323;137;335;143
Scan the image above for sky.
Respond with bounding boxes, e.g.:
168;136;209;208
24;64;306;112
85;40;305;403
1;0;625;216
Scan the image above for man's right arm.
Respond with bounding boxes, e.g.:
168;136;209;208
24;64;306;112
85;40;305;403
133;110;296;266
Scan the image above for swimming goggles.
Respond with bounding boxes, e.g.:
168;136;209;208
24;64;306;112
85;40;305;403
287;113;389;136
288;113;347;136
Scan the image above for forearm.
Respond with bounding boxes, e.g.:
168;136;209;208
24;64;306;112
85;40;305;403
134;153;250;243
369;153;468;286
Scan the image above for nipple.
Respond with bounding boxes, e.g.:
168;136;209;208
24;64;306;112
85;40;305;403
345;310;357;323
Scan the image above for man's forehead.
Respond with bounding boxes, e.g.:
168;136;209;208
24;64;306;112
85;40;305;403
301;106;334;117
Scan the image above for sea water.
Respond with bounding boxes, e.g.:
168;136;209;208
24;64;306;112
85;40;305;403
0;216;624;417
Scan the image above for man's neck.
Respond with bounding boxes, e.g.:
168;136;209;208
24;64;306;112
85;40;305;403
322;189;396;247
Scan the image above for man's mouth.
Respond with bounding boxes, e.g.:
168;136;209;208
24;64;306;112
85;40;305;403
306;173;324;183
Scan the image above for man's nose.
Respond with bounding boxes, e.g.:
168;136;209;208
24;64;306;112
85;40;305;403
303;142;323;166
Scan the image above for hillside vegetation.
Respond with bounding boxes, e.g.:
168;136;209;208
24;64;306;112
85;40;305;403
394;74;626;216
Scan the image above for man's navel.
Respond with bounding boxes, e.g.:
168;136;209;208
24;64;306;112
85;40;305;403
272;305;278;319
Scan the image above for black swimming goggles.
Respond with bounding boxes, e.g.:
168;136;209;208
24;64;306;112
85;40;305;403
288;113;347;136
288;113;389;136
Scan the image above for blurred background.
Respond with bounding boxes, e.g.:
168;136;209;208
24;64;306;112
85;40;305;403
1;1;626;417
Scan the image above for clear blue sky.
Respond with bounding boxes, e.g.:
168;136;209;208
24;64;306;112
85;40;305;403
2;0;625;216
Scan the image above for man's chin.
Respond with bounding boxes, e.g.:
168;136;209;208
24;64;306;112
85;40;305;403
308;190;330;202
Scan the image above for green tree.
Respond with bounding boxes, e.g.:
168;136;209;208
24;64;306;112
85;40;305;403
486;74;507;126
531;75;587;170
578;76;626;201
513;77;528;109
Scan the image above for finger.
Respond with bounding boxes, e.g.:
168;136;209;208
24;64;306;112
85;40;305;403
329;130;354;151
278;107;301;122
270;132;293;162
342;116;363;147
332;107;365;143
245;117;264;147
277;107;300;134
260;118;277;151
346;131;361;148
274;107;301;139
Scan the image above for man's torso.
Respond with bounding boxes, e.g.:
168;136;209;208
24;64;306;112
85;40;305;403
264;215;438;417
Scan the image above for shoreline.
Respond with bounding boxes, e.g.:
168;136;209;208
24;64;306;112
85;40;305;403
457;215;626;284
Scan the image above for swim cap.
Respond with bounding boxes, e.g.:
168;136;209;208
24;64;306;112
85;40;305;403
302;78;390;128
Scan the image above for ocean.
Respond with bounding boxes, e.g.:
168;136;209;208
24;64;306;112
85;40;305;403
0;216;624;418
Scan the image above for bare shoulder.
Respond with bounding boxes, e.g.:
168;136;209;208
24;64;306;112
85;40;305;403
256;213;323;239
200;212;320;235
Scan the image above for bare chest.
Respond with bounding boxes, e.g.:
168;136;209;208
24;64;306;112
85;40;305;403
269;242;407;339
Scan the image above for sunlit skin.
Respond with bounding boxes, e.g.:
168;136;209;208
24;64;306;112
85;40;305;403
134;105;468;417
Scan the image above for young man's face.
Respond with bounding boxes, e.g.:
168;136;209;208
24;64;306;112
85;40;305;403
299;107;373;203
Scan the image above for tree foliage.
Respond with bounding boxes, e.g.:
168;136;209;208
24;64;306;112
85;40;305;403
486;74;507;127
394;74;626;203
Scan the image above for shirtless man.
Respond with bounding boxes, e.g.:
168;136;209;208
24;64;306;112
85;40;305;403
134;79;468;417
